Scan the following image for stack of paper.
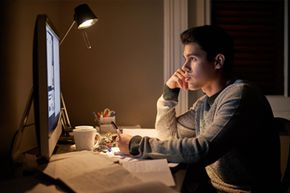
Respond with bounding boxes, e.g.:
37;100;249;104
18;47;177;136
41;151;177;193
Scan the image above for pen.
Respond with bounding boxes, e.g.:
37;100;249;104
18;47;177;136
92;112;98;121
111;121;122;135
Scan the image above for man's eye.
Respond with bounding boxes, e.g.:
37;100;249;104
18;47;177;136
190;57;197;62
184;56;197;63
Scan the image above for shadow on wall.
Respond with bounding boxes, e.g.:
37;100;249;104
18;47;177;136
0;1;19;179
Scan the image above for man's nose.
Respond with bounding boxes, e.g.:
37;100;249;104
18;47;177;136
181;62;190;72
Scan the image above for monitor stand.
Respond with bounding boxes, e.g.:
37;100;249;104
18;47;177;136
11;88;73;161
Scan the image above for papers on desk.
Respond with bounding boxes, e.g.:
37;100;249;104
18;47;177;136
42;151;177;193
43;151;116;180
122;159;175;187
42;151;141;193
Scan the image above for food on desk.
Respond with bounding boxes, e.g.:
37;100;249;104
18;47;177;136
95;132;118;152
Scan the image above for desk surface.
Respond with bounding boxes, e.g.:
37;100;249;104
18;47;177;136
2;128;185;193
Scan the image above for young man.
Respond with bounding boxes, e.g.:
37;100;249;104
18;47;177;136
117;25;281;193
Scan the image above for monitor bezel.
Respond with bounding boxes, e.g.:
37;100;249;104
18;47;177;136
33;14;62;161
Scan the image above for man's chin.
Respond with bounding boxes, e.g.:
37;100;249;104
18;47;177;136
187;85;200;91
188;84;200;91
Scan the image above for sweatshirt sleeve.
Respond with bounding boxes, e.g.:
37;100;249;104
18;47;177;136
162;85;180;101
155;85;194;140
155;85;199;140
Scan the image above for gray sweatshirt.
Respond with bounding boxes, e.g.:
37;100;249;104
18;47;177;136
130;80;281;193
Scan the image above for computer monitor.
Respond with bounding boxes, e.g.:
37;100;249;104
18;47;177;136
33;15;62;161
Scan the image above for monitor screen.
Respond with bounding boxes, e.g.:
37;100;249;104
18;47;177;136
46;21;61;133
33;15;62;161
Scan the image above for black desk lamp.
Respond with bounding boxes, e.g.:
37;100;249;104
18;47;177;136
60;3;98;47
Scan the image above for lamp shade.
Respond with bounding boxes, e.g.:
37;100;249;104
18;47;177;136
74;4;98;29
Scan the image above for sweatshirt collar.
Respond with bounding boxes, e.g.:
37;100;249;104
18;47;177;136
207;79;236;106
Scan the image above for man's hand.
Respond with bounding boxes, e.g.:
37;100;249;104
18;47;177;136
166;68;188;90
116;133;133;155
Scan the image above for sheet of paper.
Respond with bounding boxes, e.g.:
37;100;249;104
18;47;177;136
63;165;143;193
121;159;176;187
42;151;115;180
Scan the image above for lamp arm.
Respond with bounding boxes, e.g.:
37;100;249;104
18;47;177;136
60;20;76;45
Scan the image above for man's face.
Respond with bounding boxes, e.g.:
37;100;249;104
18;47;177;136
181;42;217;91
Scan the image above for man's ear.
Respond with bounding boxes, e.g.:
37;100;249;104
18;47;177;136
214;54;225;70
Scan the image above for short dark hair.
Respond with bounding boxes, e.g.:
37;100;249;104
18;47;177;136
180;25;234;74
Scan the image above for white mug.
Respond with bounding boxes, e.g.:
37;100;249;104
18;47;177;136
73;126;98;151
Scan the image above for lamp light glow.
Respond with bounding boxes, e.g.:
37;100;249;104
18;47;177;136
78;19;97;29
